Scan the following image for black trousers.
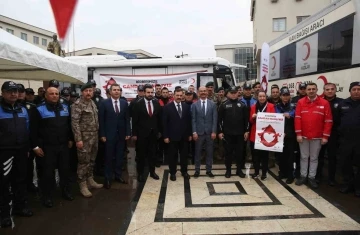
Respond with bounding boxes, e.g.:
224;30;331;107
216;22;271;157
168;139;188;175
339;137;360;190
137;132;157;174
251;142;269;176
95;140;105;175
38;144;70;197
279;137;296;179
27;150;36;187
317;133;338;181
157;137;169;164
224;135;244;171
0;150;16;217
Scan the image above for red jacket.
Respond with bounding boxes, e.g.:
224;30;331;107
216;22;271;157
249;102;276;142
294;96;333;140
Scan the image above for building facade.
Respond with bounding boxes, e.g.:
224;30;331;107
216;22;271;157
0;15;55;51
251;0;337;68
66;47;159;58
214;43;257;83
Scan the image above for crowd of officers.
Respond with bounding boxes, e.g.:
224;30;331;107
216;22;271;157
0;78;359;229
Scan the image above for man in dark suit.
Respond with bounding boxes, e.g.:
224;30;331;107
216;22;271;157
192;86;218;178
99;84;131;189
132;84;161;182
163;89;192;181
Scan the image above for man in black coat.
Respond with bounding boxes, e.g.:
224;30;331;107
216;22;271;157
132;84;162;182
162;89;192;181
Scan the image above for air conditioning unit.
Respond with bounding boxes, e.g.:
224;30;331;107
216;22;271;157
271;0;278;2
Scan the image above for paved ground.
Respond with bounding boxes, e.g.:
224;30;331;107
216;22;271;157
2;148;360;235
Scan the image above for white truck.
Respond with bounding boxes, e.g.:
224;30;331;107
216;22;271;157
66;55;245;99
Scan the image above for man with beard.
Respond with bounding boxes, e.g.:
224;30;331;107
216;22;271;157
155;84;162;99
0;81;33;228
252;82;261;100
206;82;217;102
129;85;145;117
72;82;103;197
163;89;192;181
59;88;71;106
316;83;343;186
132;84;161;182
31;87;74;207
25;88;35;103
241;84;257;108
268;85;281;105
218;86;249;178
184;91;195;104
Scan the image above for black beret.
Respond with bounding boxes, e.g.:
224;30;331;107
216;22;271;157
81;82;93;91
205;82;214;87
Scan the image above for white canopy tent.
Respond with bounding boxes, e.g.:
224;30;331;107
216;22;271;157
0;29;87;85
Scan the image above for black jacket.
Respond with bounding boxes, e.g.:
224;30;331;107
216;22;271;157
335;97;360;139
218;99;249;135
0;101;29;149
132;98;161;138
129;95;143;117
324;96;343;134
275;102;296;138
30;102;73;148
291;95;306;106
92;95;104;110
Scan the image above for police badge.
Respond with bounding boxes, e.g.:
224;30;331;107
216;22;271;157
60;98;64;103
26;104;30;110
96;98;99;102
334;103;338;108
237;103;241;107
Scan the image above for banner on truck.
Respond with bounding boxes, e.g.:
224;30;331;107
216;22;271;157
99;71;206;99
254;112;285;152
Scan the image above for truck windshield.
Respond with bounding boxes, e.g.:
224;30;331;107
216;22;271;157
216;74;234;90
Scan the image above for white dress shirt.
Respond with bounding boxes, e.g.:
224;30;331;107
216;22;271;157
174;101;182;112
111;97;120;113
200;98;208;115
145;99;154;115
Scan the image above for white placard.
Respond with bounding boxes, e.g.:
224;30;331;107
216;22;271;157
254;112;285;152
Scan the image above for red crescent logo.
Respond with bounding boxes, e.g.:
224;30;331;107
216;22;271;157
258;125;281;147
317;75;328;96
271;56;276;70
302;42;311;61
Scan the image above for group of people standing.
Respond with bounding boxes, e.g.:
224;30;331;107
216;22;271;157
1;77;359;229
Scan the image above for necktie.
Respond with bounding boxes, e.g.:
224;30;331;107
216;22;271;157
177;103;182;118
202;101;206;115
115;100;119;113
148;101;153;117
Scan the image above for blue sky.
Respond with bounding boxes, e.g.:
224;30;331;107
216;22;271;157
1;0;253;57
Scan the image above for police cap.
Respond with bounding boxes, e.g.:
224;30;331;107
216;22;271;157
280;87;290;95
81;82;93;92
205;82;214;88
25;88;35;95
1;81;18;91
49;79;60;88
243;83;252;90
349;82;360;91
185;91;193;95
70;91;77;97
61;88;70;96
90;79;97;86
17;84;25;92
299;83;306;89
137;85;144;91
94;88;101;96
228;86;238;93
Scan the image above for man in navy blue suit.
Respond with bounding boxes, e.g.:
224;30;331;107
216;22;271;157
99;84;131;189
163;89;192;181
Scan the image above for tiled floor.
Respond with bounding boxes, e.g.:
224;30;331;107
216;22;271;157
126;165;360;235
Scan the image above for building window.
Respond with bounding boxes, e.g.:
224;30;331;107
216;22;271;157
273;18;286;32
42;38;47;46
234;47;257;83
33;36;39;44
21;33;27;41
6;28;14;34
297;15;310;24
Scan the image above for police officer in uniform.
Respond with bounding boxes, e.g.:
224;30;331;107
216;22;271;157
70;91;79;105
71;82;103;198
30;87;74;207
316;83;343;186
60;87;71;106
0;81;33;228
218;86;249;178
92;88;104;110
275;87;296;184
336;82;360;197
34;87;45;105
129;85;145;117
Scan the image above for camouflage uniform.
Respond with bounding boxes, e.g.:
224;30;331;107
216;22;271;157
208;93;218;103
71;97;99;183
